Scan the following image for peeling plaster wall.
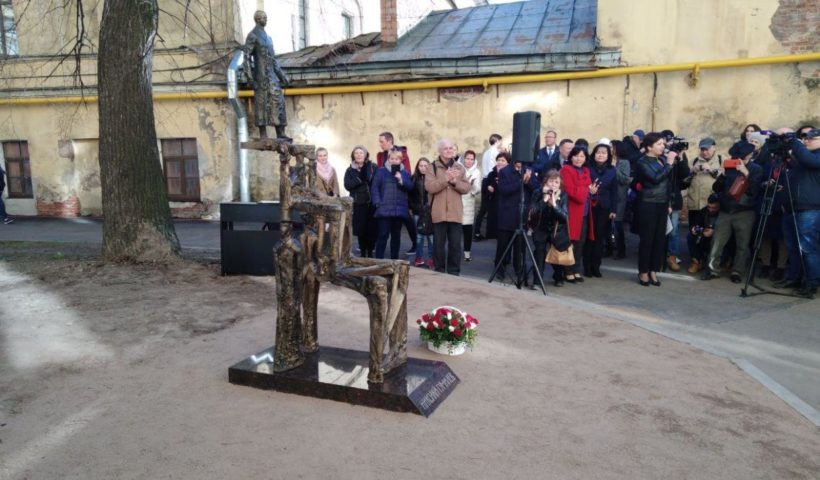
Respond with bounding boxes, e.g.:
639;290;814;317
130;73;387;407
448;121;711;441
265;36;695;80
0;100;238;218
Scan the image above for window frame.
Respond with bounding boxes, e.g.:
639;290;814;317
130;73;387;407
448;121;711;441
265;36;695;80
342;13;353;39
160;138;201;203
0;0;19;57
2;140;33;199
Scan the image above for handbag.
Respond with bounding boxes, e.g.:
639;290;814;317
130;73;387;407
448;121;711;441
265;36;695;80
727;172;749;201
546;244;574;266
417;196;434;235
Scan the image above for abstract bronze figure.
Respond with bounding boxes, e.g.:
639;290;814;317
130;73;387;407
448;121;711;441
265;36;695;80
243;10;290;140
245;138;410;383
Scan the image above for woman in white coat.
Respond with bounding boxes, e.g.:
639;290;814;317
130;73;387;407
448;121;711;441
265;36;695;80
461;149;482;261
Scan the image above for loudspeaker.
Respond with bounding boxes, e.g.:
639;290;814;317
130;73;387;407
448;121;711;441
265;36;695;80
511;111;541;164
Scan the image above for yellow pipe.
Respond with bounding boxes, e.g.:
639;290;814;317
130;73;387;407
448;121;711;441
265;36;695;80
1;52;818;105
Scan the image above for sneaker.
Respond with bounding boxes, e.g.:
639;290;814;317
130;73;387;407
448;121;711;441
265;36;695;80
701;271;719;281
464;251;471;262
730;272;742;284
414;257;425;267
667;255;681;272
405;246;417;255
2;218;13;225
687;259;701;274
425;258;434;270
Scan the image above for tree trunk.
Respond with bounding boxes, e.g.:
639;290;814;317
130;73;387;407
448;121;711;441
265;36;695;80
97;0;180;262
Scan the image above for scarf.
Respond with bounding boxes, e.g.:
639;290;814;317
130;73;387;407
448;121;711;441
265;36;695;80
317;160;334;182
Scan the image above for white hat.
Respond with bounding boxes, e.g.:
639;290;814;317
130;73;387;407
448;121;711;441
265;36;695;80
596;137;611;146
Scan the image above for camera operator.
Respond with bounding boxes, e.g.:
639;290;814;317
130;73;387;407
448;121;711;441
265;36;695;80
788;128;820;298
686;194;720;273
702;142;764;283
661;130;691;272
494;153;531;282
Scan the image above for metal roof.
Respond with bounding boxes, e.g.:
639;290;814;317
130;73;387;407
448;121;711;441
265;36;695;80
280;0;618;84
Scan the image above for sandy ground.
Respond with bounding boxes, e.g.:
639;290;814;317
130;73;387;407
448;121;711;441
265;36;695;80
0;244;818;479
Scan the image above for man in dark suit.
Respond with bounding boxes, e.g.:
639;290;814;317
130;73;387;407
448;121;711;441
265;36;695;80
534;130;559;178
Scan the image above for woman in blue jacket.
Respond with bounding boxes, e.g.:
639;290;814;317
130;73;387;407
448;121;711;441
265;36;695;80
584;143;618;277
371;150;415;259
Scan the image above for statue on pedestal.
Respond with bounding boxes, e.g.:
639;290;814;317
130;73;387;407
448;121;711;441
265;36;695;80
243;10;290;140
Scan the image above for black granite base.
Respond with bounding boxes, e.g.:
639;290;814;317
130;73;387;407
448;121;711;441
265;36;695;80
229;346;460;417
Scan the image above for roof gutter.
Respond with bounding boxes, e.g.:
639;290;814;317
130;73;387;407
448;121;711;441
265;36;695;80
1;52;818;105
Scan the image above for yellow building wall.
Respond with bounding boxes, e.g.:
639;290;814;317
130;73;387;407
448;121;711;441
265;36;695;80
2;0;818;217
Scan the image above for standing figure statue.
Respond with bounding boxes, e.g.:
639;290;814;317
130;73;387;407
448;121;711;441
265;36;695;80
243;10;290;140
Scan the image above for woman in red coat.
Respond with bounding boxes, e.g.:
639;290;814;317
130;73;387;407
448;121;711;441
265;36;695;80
560;147;598;282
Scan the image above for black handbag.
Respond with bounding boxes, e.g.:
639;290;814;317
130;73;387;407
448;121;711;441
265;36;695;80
417;200;434;235
551;223;571;251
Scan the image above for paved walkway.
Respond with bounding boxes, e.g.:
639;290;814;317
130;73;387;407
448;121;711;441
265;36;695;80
1;216;818;424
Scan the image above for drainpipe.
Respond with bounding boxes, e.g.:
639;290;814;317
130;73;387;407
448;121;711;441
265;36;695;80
227;49;250;203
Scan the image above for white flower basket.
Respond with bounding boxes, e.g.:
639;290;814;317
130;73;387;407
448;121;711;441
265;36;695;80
427;341;467;356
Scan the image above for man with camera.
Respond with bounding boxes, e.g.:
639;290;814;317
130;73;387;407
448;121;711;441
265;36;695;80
661;130;691;272
788;128;820;298
702;142;764;283
687;194;720;274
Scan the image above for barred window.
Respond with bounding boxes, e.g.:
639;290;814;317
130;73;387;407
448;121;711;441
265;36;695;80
1;0;19;56
160;138;200;202
3;140;32;198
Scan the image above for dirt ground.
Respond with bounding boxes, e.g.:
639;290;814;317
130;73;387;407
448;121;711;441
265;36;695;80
1;242;819;479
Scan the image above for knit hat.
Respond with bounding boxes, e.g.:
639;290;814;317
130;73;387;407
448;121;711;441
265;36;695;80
728;141;755;159
747;132;768;145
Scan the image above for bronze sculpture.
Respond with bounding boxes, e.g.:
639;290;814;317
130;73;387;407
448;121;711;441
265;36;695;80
243;10;290;140
247;139;410;383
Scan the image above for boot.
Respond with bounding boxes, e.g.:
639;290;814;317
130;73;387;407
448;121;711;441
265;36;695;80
687;258;701;274
464;251;471;262
667;255;681;272
275;125;292;142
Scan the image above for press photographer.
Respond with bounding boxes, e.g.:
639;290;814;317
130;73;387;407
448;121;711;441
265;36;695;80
787;128;820;298
702;142;764;283
662;130;691;272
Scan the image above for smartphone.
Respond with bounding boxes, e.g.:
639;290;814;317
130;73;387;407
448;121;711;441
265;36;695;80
723;158;740;169
391;164;401;174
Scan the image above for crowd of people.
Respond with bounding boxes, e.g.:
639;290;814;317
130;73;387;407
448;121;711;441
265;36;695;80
315;125;820;299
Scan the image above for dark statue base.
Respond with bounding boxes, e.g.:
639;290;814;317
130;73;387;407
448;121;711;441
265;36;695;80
229;346;460;417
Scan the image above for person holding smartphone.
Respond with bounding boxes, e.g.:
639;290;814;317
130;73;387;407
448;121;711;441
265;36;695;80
585;143;618;277
371;149;415;259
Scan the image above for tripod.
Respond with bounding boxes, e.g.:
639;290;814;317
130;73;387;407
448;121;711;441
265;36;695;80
741;155;806;298
488;170;547;295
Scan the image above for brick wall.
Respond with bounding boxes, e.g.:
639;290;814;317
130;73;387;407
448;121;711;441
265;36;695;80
381;0;397;44
770;0;820;80
37;196;81;217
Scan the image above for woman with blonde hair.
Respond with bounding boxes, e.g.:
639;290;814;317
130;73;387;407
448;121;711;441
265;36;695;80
315;147;339;196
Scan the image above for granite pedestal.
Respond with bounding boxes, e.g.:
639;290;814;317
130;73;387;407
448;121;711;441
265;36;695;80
229;346;460;417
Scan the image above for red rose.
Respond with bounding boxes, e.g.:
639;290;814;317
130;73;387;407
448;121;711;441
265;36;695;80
450;318;459;327
454;329;463;337
426;323;435;331
422;313;430;321
436;308;448;317
416;318;422;324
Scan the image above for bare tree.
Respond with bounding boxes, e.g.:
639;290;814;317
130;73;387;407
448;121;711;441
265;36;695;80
97;0;180;262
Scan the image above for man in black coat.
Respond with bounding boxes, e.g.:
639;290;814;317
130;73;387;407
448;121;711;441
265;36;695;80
788;128;820;297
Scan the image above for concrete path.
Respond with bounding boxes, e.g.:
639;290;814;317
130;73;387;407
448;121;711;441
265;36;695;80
1;216;818;425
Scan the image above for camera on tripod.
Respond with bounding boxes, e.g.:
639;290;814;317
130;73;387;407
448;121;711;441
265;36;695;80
763;131;796;155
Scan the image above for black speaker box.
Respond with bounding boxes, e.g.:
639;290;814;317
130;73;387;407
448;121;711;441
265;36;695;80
511;111;541;164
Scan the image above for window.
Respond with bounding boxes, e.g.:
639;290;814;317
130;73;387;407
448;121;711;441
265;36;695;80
1;0;19;56
3;140;32;198
297;0;307;49
161;138;200;202
342;13;353;39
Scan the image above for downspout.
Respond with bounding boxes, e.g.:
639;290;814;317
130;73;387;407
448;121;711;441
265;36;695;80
227;49;250;203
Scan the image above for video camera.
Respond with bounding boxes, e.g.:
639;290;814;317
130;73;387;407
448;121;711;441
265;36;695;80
665;136;689;153
763;131;796;156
